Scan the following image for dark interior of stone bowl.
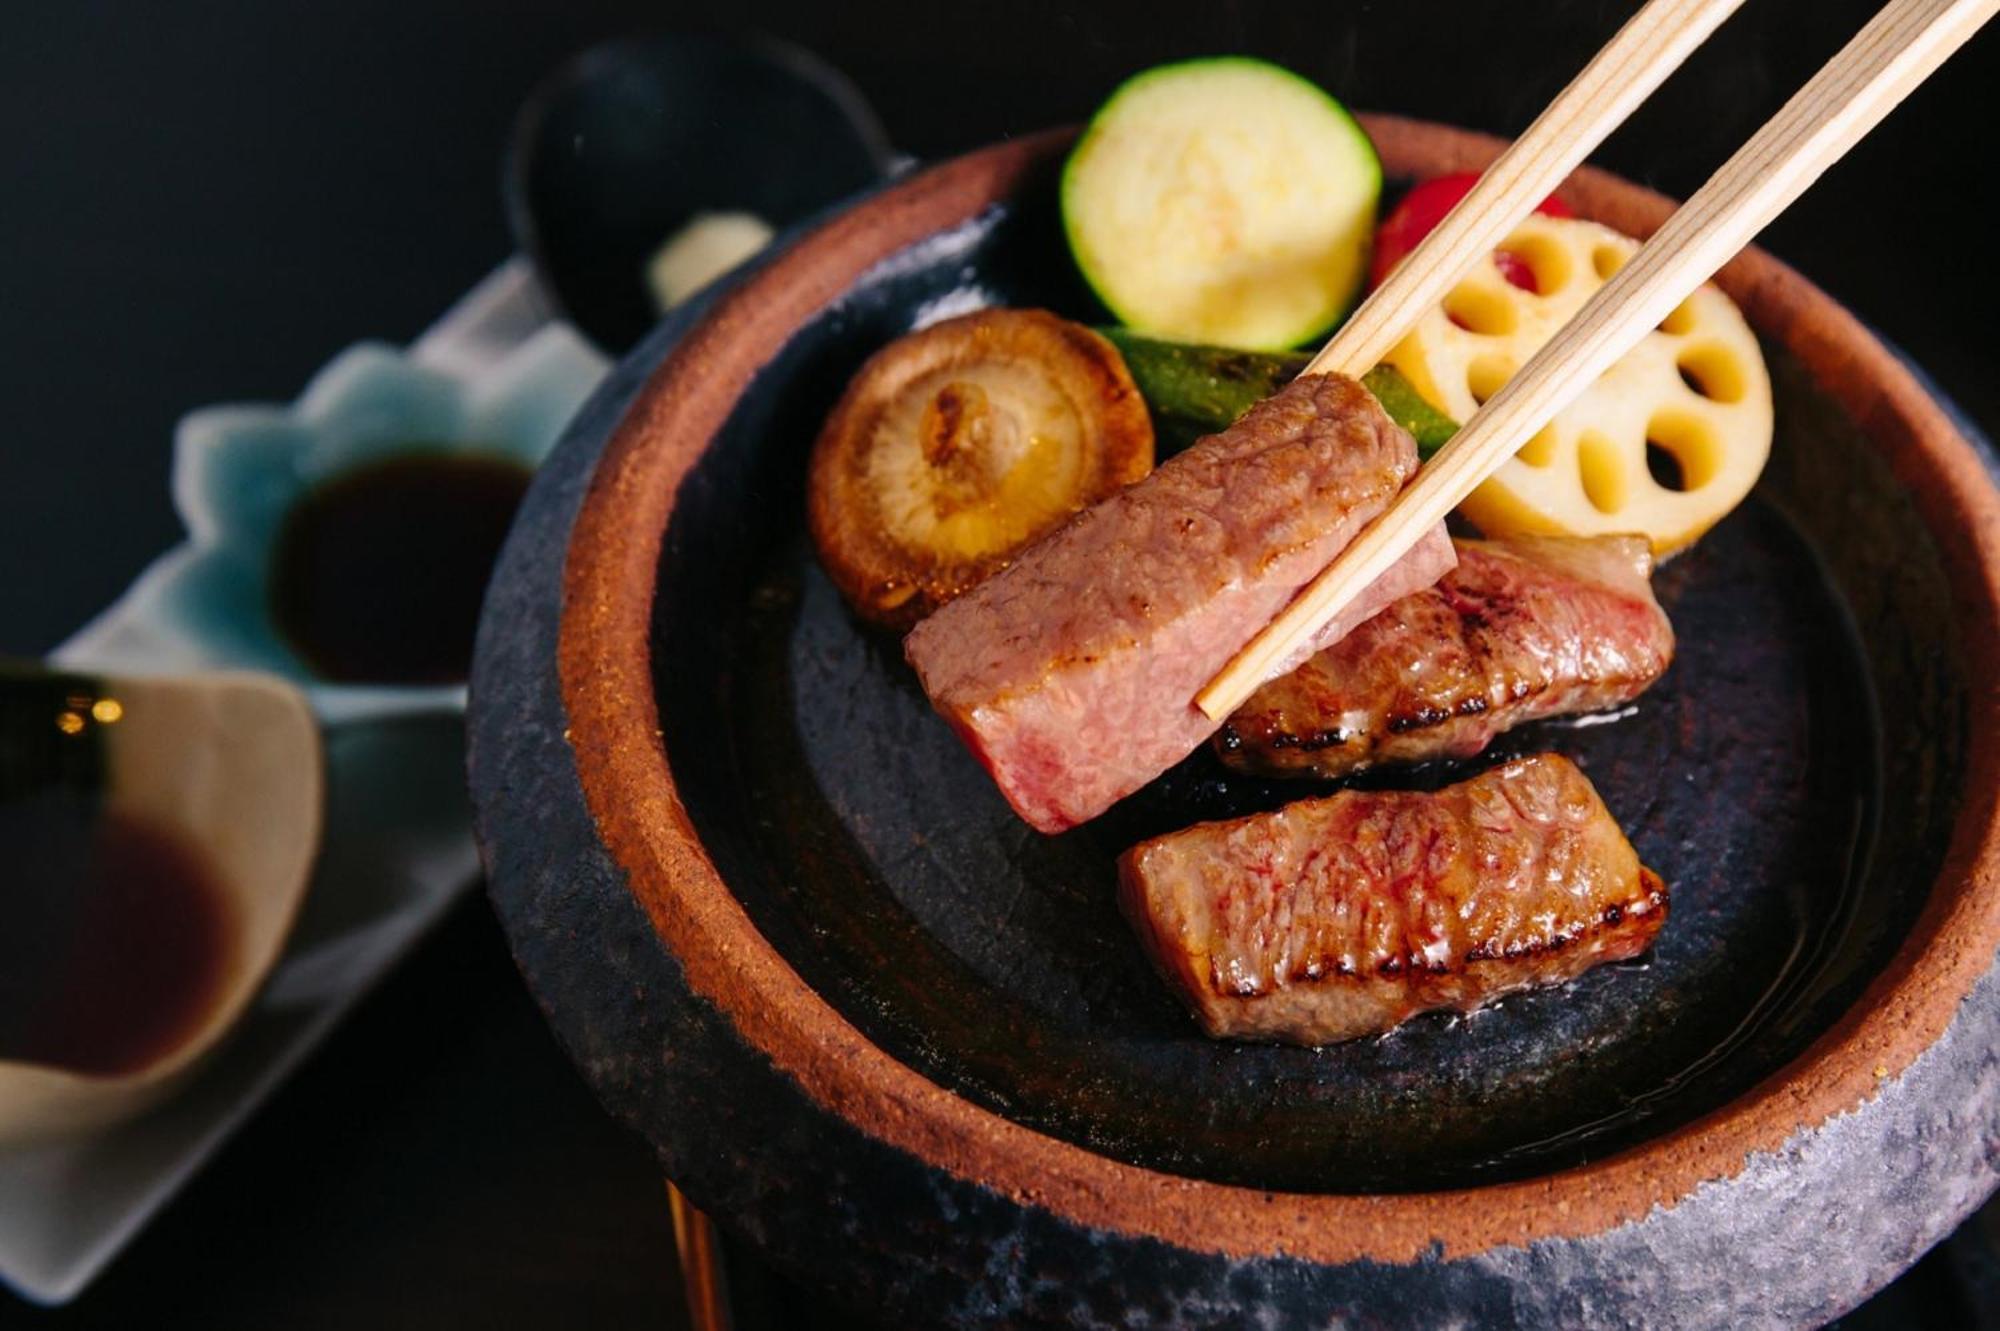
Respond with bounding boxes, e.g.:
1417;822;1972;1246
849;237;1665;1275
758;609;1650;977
648;159;1966;1193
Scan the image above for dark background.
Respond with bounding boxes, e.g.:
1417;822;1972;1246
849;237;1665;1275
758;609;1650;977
3;1;1997;1326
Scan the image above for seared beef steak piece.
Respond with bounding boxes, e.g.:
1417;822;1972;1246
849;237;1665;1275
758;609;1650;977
905;372;1455;834
1218;534;1673;779
1119;753;1665;1045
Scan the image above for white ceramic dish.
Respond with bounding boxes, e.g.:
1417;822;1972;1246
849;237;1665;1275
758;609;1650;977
0;263;553;1305
0;716;477;1304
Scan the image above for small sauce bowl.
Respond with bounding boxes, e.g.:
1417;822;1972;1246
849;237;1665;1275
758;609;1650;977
0;666;321;1146
507;32;895;353
61;326;606;724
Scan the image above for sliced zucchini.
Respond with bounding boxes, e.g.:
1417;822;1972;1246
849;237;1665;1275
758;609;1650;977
1062;58;1381;351
1099;329;1456;457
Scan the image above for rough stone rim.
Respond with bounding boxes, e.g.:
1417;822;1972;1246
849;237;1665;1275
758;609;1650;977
552;117;2000;1265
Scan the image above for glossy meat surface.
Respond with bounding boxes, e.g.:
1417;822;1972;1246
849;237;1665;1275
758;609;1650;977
1118;754;1666;1045
904;372;1456;834
1217;534;1673;779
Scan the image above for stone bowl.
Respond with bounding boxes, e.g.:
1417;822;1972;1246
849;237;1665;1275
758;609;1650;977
469;118;2000;1328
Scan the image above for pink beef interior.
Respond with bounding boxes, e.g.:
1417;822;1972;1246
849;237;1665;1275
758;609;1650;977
903;372;1456;833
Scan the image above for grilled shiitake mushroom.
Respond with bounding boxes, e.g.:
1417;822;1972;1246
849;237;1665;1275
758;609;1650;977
808;308;1154;629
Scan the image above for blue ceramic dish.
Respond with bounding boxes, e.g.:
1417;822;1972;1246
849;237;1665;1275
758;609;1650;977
61;323;606;724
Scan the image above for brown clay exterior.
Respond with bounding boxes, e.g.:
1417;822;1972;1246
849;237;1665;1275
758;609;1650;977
554;118;2000;1263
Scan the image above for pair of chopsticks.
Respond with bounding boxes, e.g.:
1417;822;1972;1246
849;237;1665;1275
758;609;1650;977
1198;0;1997;720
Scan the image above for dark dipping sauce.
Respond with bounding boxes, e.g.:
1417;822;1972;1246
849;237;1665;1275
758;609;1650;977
269;453;532;684
0;801;236;1077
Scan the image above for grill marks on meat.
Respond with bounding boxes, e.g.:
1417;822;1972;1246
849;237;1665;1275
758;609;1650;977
1216;535;1673;780
904;373;1457;834
1118;754;1666;1045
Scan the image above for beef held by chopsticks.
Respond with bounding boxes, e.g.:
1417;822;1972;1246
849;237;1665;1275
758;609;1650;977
904;372;1456;834
1218;534;1673;779
1119;753;1665;1045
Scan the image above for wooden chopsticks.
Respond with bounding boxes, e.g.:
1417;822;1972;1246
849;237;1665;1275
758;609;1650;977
1305;0;1750;381
1198;0;1998;721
